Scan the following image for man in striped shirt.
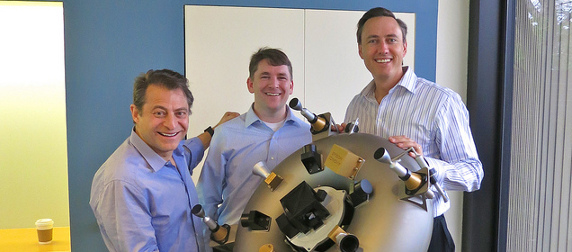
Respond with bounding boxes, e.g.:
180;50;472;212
344;7;484;252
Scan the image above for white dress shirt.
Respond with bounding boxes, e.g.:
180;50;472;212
344;67;484;217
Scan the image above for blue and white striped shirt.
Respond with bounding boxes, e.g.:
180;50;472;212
344;67;483;217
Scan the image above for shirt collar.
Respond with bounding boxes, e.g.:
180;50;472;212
244;103;300;127
395;66;417;93
129;127;171;172
360;66;418;100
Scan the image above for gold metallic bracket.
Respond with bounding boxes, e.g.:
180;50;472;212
397;167;431;211
264;172;283;191
310;112;337;142
253;161;283;191
324;144;365;180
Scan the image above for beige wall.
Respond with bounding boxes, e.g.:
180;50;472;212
0;2;69;229
437;1;471;251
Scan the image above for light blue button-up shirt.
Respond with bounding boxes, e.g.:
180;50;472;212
90;129;210;252
197;106;312;225
344;67;484;217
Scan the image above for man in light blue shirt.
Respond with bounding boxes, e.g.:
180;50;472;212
197;48;312;228
344;7;483;252
89;69;238;252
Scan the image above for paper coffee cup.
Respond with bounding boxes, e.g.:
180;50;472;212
35;219;54;244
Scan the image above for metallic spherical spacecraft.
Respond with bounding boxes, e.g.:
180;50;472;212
236;98;437;251
197;99;440;251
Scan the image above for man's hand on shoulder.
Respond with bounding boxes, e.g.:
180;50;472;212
215;112;240;129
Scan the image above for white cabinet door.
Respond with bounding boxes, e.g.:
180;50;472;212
185;6;416;130
304;9;415;122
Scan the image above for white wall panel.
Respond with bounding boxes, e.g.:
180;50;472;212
185;5;305;138
304;10;415;122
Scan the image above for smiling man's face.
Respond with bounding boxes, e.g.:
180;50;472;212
359;16;407;84
131;84;189;160
247;59;293;120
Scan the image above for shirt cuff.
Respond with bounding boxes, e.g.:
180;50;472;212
425;157;446;184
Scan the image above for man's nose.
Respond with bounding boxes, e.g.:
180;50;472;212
270;77;279;87
379;42;390;53
163;113;177;129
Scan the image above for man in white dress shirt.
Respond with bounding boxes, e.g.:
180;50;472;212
343;7;484;252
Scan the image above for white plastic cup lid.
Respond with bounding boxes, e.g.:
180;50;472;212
35;219;54;228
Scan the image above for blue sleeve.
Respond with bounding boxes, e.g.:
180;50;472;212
93;181;159;252
183;137;205;175
196;131;226;223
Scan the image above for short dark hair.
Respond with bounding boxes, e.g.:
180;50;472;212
356;7;408;44
133;69;194;114
248;47;293;79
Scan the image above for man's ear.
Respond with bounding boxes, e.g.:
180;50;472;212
130;104;140;124
246;77;255;94
358;44;364;59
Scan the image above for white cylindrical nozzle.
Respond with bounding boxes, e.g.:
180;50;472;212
373;147;392;164
375;148;436;200
289;98;318;123
329;226;359;252
374;148;408;177
253;161;271;179
192;204;218;230
389;162;409;178
289;98;302;111
335;233;360;252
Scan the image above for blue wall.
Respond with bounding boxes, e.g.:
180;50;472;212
62;0;437;250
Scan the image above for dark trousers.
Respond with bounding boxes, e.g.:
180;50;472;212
427;214;455;252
